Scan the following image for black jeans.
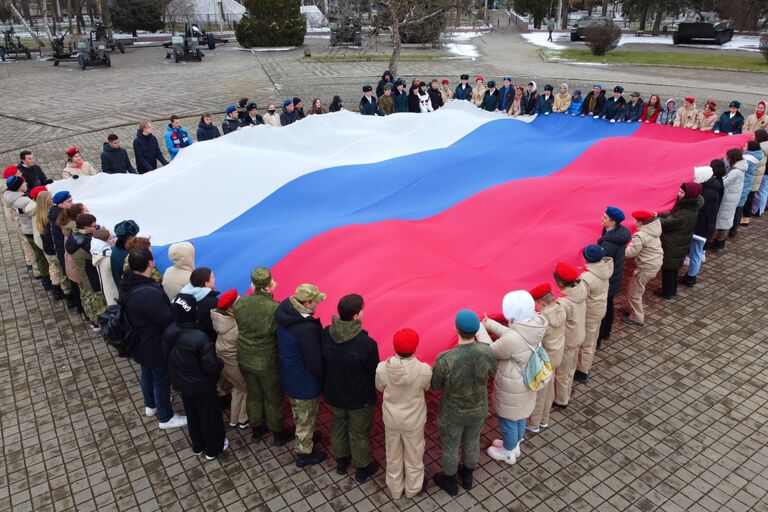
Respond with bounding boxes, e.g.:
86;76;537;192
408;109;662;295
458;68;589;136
182;388;226;457
598;295;615;341
661;269;678;298
730;206;744;235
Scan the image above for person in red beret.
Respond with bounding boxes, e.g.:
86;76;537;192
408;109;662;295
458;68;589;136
440;79;453;103
62;147;99;179
551;262;588;410
375;328;432;499
674;97;699;128
211;289;250;429
527;283;566;431
622;211;663;325
473;76;486;107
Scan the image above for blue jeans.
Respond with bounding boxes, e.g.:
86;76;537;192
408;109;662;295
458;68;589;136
687;237;706;277
140;366;172;423
498;417;526;451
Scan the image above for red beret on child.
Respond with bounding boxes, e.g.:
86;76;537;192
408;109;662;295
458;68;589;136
554;262;579;282
632;210;655;222
685;97;695;104
217;289;238;310
475;76;484;82
441;79;449;85
29;186;47;200
66;147;79;158
529;283;552;300
393;328;420;354
3;166;17;179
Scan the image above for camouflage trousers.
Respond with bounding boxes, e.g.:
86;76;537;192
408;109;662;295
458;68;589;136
80;288;106;324
437;413;485;476
238;361;285;434
23;235;49;278
44;253;70;293
331;405;374;468
289;398;318;454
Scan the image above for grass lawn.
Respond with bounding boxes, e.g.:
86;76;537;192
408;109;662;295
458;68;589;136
304;54;463;62
541;48;768;72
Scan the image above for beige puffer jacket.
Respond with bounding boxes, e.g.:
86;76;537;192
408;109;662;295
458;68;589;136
162;241;195;299
375;356;432;431
538;302;566;367
673;105;698;128
580;257;613;322
624;218;663;273
477;315;547;420
558;281;588;350
211;309;239;366
751;140;768;192
62;161;99;179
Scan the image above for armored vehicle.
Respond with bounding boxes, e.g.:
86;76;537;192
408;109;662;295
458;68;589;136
0;28;33;61
329;17;362;46
672;12;734;45
570;16;611;41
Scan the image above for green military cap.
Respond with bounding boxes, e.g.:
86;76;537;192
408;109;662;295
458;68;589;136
630;91;641;97
251;267;272;288
295;284;327;303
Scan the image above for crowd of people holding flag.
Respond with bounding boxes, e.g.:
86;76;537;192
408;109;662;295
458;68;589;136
2;70;768;500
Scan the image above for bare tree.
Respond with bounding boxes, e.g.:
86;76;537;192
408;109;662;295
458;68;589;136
165;0;196;33
377;0;449;76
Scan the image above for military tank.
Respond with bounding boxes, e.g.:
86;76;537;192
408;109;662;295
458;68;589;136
672;11;734;46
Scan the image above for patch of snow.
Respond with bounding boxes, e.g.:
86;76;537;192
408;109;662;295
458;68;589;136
446;43;479;58
522;30;761;52
305;35;331;39
521;32;567;49
250;47;296;53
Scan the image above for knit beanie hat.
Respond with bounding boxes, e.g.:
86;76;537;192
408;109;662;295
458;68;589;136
583;244;605;263
172;293;198;324
5;176;23;192
502;291;535;323
693;166;713;184
681;182;703;199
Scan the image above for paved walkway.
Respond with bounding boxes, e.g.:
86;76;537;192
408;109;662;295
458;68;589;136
2;15;768;512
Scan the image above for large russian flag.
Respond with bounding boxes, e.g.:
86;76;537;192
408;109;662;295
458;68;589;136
50;102;749;363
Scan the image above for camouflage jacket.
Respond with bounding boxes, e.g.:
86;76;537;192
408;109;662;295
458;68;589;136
431;342;496;421
234;290;279;368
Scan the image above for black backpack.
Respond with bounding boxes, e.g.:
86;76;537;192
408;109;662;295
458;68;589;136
98;284;152;357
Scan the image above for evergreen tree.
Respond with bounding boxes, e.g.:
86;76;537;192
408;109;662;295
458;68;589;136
235;0;306;47
111;0;165;36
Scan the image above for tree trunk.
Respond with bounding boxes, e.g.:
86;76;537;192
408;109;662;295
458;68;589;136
389;15;401;77
560;0;567;29
651;8;662;36
556;0;562;29
10;3;46;45
638;5;648;31
601;0;608;17
587;0;593;17
75;0;85;34
42;0;54;42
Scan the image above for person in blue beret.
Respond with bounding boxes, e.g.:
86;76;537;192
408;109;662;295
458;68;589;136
596;206;631;348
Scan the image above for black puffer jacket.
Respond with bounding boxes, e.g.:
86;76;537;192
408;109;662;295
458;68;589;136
196;290;220;342
694;176;724;239
48;205;66;269
163;322;222;396
100;142;136;174
321;317;379;410
120;272;173;368
133;129;168;174
598;224;632;296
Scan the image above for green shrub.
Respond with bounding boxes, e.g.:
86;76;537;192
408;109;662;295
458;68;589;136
235;0;306;48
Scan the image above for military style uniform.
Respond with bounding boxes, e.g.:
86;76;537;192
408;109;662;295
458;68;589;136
431;343;496;475
234;286;285;434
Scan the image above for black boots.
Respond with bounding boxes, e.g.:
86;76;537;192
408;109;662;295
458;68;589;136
573;370;589;384
679;274;697;288
710;239;726;252
66;293;78;309
458;464;474;490
354;462;378;484
335;456;351;475
296;451;327;468
433;472;458;496
250;424;266;443
272;428;295;447
51;285;65;300
40;276;52;291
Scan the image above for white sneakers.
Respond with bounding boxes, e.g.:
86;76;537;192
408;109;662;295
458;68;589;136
159;414;187;429
205;438;229;461
487;445;516;465
145;407;157;417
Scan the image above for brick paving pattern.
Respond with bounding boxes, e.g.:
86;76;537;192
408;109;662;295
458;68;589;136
2;17;768;512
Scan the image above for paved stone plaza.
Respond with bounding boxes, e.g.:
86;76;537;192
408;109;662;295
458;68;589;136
1;19;768;512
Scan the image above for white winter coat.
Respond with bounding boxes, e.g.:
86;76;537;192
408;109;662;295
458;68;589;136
715;160;747;230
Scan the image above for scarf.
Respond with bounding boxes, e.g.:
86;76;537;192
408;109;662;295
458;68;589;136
289;295;313;316
757;102;765;119
645;105;657;119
